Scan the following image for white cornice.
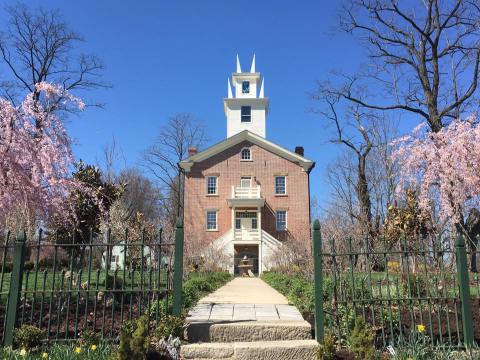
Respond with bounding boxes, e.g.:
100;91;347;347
223;97;270;115
179;130;315;173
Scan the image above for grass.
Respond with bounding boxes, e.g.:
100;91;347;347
0;269;169;304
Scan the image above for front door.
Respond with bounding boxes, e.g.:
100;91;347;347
240;176;252;188
235;211;258;240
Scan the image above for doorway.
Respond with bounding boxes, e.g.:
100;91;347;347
234;244;259;276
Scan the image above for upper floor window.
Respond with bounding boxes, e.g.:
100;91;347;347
242;81;250;94
241;106;251;122
241;148;251;161
207;176;218;195
206;211;217;230
276;211;287;231
275;176;286;195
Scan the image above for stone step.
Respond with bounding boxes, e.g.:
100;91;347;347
185;320;312;343
182;339;320;360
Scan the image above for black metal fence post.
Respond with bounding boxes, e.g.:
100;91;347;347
456;235;474;347
4;231;26;346
172;218;184;316
313;219;324;343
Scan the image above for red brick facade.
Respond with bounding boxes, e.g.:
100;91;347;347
183;140;311;247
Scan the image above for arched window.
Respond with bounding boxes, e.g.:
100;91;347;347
241;148;251;161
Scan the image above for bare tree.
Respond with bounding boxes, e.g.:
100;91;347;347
332;0;480;132
143;114;207;222
117;168;163;221
314;91;375;239
0;3;108;120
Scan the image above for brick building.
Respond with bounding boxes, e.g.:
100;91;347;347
180;56;315;275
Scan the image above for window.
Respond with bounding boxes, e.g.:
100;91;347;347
207;176;217;195
241;148;251;161
252;218;258;229
242;81;250;94
275;176;286;195
241;106;251;122
206;211;217;230
235;218;241;229
240;176;251;188
276;211;287;231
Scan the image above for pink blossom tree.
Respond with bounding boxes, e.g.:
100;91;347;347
0;82;84;228
392;117;480;270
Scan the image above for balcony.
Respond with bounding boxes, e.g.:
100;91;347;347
227;186;265;208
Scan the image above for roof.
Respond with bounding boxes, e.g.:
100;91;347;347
179;130;315;173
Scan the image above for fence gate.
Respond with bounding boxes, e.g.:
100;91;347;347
0;218;185;346
312;219;476;348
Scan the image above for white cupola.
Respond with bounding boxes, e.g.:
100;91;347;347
224;54;269;138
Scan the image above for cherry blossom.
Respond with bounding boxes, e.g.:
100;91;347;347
0;83;83;223
392;116;480;228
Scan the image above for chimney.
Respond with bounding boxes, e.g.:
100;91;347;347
188;147;197;157
294;146;304;157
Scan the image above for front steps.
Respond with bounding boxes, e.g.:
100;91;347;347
183;315;319;359
186;320;312;343
182;279;319;360
182;339;319;360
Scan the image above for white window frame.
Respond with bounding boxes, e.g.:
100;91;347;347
206;176;218;195
276;210;287;231
206;210;218;231
241;106;252;122
274;176;287;195
240;147;252;161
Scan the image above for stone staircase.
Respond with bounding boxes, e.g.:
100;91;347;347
181;303;319;360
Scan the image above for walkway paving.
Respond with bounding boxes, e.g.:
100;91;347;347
187;278;303;322
199;278;288;304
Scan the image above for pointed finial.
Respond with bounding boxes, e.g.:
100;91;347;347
236;54;242;73
227;78;233;98
250;53;256;73
259;78;264;98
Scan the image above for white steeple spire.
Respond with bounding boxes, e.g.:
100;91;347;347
225;55;269;138
250;54;256;73
227;78;233;98
236;54;242;73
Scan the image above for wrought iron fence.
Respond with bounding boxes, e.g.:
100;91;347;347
312;220;479;349
0;219;185;346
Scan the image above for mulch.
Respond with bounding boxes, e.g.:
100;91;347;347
0;291;169;343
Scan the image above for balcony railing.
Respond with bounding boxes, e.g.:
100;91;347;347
231;186;261;199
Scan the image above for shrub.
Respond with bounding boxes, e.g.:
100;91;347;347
182;272;232;310
110;316;150;360
79;329;100;347
155;315;184;340
14;324;46;350
348;317;377;360
317;331;336;360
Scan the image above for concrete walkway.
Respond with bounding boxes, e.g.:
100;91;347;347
199;278;289;304
188;278;303;322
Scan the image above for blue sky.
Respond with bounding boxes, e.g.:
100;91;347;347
0;1;415;209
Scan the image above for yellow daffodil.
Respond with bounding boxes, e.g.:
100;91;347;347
417;324;426;333
91;344;97;351
74;346;82;354
42;352;49;359
19;348;27;356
